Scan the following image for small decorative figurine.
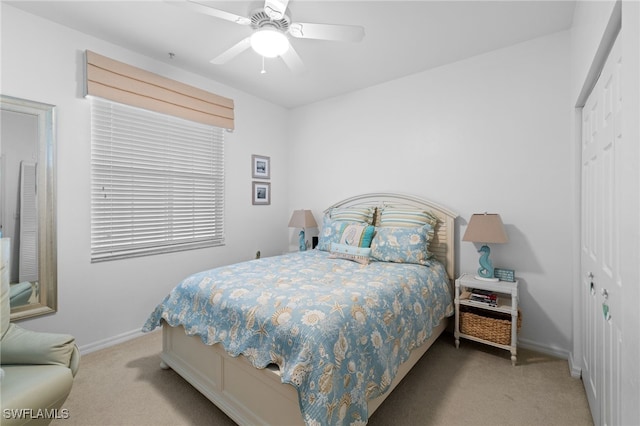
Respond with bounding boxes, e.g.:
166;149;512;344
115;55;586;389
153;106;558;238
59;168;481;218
477;245;494;279
298;230;306;251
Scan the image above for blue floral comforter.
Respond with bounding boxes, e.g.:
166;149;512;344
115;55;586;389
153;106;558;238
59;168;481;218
143;250;453;425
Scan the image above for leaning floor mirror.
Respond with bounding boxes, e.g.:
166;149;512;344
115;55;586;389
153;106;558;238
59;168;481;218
1;95;57;320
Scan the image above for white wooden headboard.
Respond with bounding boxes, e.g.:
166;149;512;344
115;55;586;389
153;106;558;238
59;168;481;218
324;192;458;281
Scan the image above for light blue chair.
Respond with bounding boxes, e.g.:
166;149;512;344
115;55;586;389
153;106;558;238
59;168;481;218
1;240;79;425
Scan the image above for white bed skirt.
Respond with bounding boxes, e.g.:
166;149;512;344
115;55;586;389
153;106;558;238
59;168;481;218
159;318;448;425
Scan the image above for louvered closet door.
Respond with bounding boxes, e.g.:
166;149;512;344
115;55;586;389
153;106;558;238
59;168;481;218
19;161;38;282
581;33;623;426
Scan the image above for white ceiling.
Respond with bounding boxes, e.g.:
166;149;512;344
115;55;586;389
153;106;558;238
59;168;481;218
7;0;576;109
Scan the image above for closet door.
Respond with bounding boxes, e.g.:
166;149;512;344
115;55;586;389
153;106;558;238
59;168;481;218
19;161;38;282
581;33;622;426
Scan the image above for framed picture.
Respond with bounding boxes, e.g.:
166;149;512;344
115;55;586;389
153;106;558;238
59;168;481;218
251;154;270;179
494;268;515;282
252;181;271;205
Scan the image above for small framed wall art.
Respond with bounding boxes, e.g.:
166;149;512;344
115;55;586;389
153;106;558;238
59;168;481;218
494;267;515;282
251;154;270;179
252;181;271;205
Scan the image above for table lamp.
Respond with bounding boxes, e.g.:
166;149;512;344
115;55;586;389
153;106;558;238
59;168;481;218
462;213;508;281
288;210;317;251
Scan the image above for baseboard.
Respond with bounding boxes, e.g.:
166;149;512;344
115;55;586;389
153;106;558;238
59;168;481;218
519;339;582;378
518;337;570;361
78;328;149;355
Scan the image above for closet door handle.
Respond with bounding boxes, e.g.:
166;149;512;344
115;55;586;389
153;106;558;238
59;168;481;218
588;272;596;295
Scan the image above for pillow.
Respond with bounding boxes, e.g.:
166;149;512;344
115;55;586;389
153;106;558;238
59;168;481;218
378;207;438;228
329;207;375;224
317;216;375;251
370;225;433;265
329;243;371;265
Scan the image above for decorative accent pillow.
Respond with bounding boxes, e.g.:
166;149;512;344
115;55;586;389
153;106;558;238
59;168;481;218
317;216;375;251
378;207;438;228
370;225;433;265
329;243;371;265
329;207;375;224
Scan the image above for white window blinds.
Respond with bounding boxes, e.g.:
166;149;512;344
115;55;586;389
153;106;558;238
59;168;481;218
90;97;225;262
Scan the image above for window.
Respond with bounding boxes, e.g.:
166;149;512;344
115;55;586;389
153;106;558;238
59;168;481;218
90;97;224;262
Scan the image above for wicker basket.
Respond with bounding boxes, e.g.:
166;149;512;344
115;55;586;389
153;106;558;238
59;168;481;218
460;306;522;346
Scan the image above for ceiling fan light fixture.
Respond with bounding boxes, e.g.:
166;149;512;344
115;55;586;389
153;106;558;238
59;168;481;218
250;27;289;58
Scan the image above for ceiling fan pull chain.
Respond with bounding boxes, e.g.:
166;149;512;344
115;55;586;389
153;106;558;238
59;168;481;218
261;56;267;74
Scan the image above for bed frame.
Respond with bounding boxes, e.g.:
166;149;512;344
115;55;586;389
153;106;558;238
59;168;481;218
159;193;457;425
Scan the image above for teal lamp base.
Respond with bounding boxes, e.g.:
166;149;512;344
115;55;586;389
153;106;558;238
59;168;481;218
476;244;499;282
298;230;307;251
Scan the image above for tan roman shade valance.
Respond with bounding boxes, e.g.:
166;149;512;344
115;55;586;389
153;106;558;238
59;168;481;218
85;50;234;130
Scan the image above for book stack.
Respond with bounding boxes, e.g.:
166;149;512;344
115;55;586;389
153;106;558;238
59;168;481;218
468;289;499;307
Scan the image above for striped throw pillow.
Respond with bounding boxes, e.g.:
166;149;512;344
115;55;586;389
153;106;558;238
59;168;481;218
329;207;375;224
378;207;438;228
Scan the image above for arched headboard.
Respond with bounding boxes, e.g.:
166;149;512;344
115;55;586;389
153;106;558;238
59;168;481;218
324;192;458;281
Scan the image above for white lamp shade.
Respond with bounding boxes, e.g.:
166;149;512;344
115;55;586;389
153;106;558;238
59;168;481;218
288;210;317;228
462;213;508;244
250;28;289;58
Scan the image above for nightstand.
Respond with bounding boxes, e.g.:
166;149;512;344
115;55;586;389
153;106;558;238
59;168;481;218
454;273;520;365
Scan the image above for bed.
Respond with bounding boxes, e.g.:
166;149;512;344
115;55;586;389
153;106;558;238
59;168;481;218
142;193;457;425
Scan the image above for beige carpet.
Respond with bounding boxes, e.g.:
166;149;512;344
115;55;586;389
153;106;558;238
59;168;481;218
52;330;593;426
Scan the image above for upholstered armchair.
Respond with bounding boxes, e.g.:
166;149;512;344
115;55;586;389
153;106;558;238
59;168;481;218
1;238;80;425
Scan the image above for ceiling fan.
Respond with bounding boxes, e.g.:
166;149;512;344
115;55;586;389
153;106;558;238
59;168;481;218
173;0;365;73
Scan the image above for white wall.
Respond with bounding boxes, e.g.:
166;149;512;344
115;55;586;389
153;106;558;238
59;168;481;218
1;5;291;351
570;0;618;103
619;4;640;423
288;31;573;356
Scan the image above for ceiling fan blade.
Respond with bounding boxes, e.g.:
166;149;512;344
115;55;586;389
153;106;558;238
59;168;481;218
264;0;289;20
170;0;251;25
288;22;365;42
210;37;252;64
280;45;305;74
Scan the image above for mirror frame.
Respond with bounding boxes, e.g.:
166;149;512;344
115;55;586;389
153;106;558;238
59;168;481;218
1;95;57;320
